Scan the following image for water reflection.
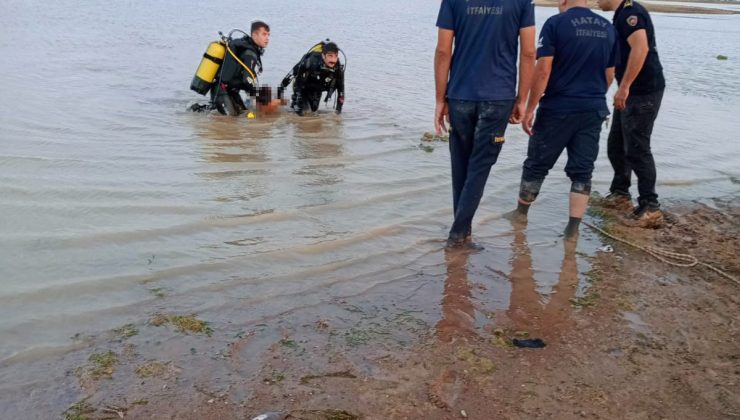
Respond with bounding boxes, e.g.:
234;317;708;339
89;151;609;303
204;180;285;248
189;116;276;214
193;115;272;164
290;116;345;157
290;117;346;189
506;224;579;336
436;248;476;343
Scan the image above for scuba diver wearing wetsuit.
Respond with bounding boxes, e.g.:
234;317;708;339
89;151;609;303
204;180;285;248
280;41;345;116
208;21;270;116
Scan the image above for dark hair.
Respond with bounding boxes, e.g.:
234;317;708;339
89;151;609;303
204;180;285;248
251;21;270;34
323;42;339;54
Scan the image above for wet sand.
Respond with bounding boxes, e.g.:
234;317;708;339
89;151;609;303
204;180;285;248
535;0;740;14
6;198;736;419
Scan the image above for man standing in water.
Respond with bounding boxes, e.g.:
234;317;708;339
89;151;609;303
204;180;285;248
434;0;536;249
510;0;617;240
598;0;666;227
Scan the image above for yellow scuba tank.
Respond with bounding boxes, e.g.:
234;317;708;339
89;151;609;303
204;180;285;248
190;40;226;95
309;41;325;53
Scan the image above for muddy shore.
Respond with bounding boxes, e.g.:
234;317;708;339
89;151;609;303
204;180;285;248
3;197;737;420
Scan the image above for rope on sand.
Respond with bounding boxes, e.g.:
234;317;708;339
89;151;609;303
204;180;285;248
584;222;739;287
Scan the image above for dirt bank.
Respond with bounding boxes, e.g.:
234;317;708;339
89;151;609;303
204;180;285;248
3;198;738;420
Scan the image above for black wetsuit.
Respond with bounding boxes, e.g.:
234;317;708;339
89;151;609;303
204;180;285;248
210;36;263;116
281;52;344;115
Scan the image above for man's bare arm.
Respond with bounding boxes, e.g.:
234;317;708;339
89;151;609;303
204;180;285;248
434;28;454;134
511;26;537;124
521;56;553;135
614;29;648;110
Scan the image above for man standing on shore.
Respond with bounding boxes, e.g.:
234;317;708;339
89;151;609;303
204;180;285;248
434;0;536;249
510;0;617;240
598;0;666;227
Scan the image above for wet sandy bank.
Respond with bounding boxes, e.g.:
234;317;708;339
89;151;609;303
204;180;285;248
3;197;738;419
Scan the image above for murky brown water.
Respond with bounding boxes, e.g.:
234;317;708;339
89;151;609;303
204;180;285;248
1;0;739;416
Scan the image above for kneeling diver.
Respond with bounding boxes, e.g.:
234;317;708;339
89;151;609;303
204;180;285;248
190;21;271;116
279;41;345;116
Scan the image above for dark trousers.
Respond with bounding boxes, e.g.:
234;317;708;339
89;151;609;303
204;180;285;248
607;89;663;205
292;89;323;112
447;99;514;241
522;109;607;183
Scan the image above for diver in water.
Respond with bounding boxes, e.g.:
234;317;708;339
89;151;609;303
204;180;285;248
190;21;271;116
279;41;345;116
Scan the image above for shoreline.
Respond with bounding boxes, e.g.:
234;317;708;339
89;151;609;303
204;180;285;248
3;198;738;419
535;0;740;14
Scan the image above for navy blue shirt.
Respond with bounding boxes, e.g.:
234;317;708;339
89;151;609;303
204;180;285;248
437;0;536;101
613;0;665;95
537;7;617;113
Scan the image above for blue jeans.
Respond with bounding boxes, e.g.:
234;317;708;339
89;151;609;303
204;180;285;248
522;109;607;184
447;99;515;241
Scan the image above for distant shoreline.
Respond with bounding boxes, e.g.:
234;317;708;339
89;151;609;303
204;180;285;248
643;0;739;4
535;0;740;14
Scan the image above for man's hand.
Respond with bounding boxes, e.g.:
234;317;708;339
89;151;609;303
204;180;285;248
335;96;344;114
614;85;629;111
509;98;526;124
522;111;535;136
434;101;449;136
